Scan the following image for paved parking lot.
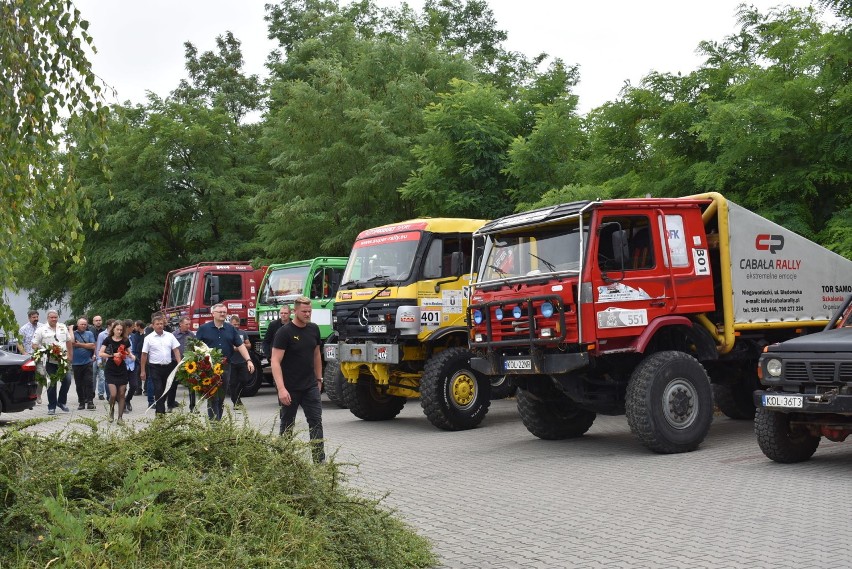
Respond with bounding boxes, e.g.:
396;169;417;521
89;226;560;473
4;386;852;568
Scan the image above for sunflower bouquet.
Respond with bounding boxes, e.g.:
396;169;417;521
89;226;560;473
174;337;227;398
32;342;69;387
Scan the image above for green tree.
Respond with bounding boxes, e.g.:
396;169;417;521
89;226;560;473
29;34;270;319
1;0;106;332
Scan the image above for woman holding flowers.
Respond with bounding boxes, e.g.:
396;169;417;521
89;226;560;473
98;320;135;424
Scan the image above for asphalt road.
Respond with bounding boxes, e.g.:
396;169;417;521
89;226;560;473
5;385;852;568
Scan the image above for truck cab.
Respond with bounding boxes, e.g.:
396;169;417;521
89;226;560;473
326;218;490;430
256;257;348;348
161;262;265;393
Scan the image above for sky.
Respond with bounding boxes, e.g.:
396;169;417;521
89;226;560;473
73;0;829;115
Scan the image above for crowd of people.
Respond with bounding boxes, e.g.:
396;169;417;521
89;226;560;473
15;299;325;463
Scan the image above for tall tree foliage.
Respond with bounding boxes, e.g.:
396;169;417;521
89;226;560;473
38;34;269;319
256;0;500;260
1;0;106;332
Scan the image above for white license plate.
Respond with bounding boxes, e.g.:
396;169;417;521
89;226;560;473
367;324;387;333
504;359;532;371
324;345;337;360
763;394;803;409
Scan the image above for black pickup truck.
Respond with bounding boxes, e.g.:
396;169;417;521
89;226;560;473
754;294;852;463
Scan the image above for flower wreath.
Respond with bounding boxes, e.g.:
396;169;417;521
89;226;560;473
31;343;69;387
174;337;227;399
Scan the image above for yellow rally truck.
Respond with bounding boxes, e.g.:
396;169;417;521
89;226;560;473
324;218;491;430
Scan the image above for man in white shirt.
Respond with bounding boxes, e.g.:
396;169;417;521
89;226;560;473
140;312;181;415
18;310;44;403
31;310;73;415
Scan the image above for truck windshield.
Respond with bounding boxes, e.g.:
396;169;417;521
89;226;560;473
260;266;309;303
166;272;194;308
342;232;421;285
478;224;586;282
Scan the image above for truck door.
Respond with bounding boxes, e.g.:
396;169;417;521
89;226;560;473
592;212;669;343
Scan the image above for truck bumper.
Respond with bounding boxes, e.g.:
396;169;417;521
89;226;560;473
333;342;401;365
754;389;852;414
471;352;589;376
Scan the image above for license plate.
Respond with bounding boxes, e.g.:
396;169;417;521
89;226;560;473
504;359;532;371
367;324;387;333
324;345;337;360
762;394;803;409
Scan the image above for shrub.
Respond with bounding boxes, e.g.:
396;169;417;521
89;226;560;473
0;415;435;568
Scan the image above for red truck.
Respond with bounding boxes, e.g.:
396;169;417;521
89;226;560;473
161;262;266;395
468;192;852;453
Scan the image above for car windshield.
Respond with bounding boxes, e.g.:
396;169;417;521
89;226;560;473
260;266;309;303
166;272;194;308
341;231;422;285
478;223;587;282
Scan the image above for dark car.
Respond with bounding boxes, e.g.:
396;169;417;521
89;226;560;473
0;348;39;417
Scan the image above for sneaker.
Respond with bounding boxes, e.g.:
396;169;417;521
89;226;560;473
58;404;70;413
78;403;86;410
98;394;105;400
47;408;56;415
125;402;132;412
87;402;96;410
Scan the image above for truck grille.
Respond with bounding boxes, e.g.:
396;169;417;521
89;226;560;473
334;299;409;341
785;361;852;383
469;294;577;347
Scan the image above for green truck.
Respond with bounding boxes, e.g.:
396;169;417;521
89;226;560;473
246;257;347;396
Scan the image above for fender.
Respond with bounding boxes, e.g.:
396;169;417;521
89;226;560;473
631;316;718;361
425;325;469;346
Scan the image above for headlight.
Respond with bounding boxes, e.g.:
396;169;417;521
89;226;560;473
766;358;783;377
512;306;522;319
495;308;504;320
473;310;483;325
540;302;554;318
474;333;484;342
540;328;553;338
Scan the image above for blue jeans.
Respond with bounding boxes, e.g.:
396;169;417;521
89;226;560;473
46;371;72;410
93;361;105;398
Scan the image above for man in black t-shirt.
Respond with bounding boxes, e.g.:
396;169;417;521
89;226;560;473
271;296;325;463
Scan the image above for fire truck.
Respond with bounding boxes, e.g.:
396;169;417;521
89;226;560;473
161;262;265;394
467;192;852;453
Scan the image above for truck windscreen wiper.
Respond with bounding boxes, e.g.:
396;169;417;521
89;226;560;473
529;252;557;272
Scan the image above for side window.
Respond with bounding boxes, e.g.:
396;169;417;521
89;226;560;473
310;268;344;299
659;215;689;268
422;239;443;279
204;274;243;305
598;216;655;271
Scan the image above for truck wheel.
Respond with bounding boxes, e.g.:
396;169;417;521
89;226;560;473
420;347;491;431
240;354;264;398
712;371;759;420
516;386;596;440
342;374;405;421
490;375;517;400
625;351;713;454
754;408;820;463
323;361;348;409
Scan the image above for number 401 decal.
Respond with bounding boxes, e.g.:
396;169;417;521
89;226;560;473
421;310;441;327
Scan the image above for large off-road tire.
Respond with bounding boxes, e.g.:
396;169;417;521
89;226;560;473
625;351;714;454
420;347;491;431
323;361;347;409
712;370;760;420
516;386;596;440
239;353;265;398
489;375;517;400
754;407;820;463
341;373;406;421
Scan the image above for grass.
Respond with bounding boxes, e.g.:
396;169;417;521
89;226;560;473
0;414;435;568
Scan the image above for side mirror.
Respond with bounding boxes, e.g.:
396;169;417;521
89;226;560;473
450;251;465;276
207;275;221;305
612;229;630;267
